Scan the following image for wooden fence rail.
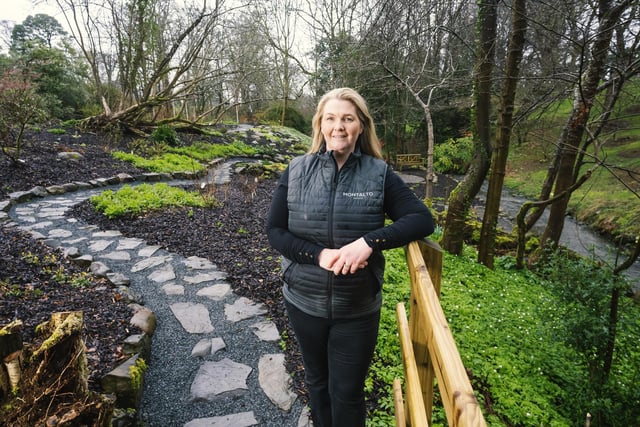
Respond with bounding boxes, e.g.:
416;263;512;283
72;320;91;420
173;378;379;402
394;239;487;427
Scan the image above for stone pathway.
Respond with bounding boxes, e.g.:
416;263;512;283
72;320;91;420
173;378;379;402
3;171;312;426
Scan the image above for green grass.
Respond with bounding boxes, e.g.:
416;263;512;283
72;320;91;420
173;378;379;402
505;84;640;241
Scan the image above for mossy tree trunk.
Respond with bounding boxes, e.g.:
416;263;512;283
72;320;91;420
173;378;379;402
441;0;497;255
478;0;527;268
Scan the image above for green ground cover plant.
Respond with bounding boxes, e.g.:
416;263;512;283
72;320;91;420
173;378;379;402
168;139;260;161
112;151;205;174
90;183;213;218
368;243;640;426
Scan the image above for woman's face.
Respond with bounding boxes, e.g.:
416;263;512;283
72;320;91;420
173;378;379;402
320;98;363;162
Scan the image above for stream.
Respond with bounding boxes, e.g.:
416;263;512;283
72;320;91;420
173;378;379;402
475;181;640;288
400;172;639;288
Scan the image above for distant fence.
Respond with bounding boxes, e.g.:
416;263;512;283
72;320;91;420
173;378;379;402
394;239;487;427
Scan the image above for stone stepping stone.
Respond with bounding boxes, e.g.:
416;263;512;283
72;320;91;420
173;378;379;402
258;353;297;411
48;229;73;238
196;284;231;301
190;358;252;401
88;239;114;252
62;237;88;244
170;302;214;333
17;216;37;223
191;337;226;358
162;283;184;295
131;255;171;272
250;320;280;342
147;264;176;283
184;256;217;270
184;271;227;284
116;237;144;250
28;221;53;230
224;297;267;322
100;251;131;261
37;208;67;218
184;411;258;427
92;230;122;237
138;245;161;257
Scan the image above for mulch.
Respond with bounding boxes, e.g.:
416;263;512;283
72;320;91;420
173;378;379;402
0;128;453;422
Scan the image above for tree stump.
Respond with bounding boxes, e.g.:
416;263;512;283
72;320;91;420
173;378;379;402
0;311;114;426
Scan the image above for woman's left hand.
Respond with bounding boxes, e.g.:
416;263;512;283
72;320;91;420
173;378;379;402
328;237;372;275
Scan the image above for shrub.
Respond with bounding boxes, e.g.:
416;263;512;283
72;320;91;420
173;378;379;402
433;136;473;174
151;125;180;147
0;69;48;163
257;104;310;134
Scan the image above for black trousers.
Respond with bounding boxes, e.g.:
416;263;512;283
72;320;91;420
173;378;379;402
285;300;381;427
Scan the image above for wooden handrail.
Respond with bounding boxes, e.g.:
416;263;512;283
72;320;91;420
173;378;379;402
394;239;487;427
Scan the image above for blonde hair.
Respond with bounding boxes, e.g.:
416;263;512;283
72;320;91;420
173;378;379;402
309;87;383;159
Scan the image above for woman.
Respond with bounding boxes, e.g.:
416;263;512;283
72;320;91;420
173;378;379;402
266;87;434;426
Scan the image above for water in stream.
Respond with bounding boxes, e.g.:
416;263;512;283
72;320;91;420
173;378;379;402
401;172;640;288
476;182;640;288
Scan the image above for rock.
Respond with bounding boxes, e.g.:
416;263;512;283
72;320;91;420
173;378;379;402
70;254;93;268
116;173;135;182
258;354;297;411
57;151;84;161
224;297;267;322
184;411;258;427
189;358;252;401
45;185;66;195
62;182;79;192
116;286;144;304
250;320;280;342
170;302;214;333
0;200;12;213
123;334;152;360
129;305;156;335
101;354;144;409
196;284;231;300
90;261;111;277
107;272;131;286
8;190;33;203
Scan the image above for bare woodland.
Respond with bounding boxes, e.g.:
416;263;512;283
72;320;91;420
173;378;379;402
2;0;640;271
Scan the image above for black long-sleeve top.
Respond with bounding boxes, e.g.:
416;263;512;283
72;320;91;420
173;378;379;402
266;166;434;265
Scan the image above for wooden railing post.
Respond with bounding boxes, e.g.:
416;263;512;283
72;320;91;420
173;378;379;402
397;239;487;427
406;239;442;424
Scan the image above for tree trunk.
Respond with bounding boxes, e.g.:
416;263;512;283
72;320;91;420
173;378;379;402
541;0;627;249
442;0;497;255
424;102;435;200
478;0;527;268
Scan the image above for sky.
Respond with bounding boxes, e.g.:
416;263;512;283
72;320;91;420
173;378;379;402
1;0;60;25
